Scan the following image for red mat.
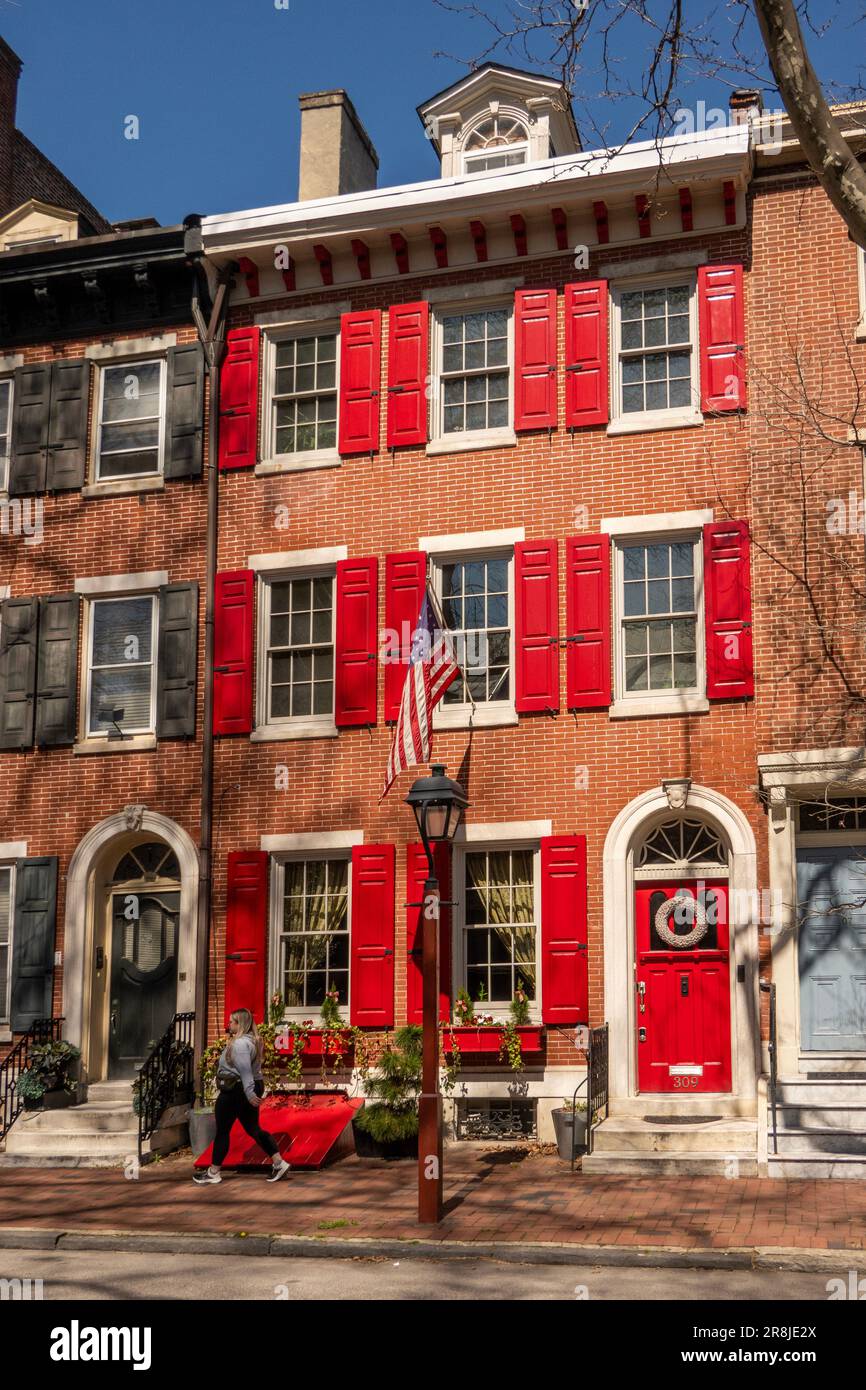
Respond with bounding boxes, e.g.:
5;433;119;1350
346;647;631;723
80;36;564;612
194;1093;363;1170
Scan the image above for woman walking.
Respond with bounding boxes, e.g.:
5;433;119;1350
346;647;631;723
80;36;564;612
193;1008;291;1185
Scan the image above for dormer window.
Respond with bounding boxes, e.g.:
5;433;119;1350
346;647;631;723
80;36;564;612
463;115;529;174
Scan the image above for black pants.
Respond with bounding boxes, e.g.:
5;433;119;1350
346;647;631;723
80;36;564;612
212;1080;280;1166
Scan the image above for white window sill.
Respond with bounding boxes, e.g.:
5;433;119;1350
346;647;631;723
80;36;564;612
251;722;339;742
607;411;703;437
609;694;709;719
255;454;341;476
433;704;518;731
73;734;158;755
82;476;165;499
427;430;517;457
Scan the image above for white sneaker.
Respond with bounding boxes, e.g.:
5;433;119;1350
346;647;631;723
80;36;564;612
192;1168;222;1185
267;1157;291;1183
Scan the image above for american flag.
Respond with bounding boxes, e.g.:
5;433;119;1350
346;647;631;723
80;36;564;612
381;583;460;799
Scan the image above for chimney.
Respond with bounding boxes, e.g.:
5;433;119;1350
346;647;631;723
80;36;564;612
729;89;763;125
0;38;22;215
298;90;378;201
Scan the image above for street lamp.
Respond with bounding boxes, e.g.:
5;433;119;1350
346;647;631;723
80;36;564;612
405;764;469;1224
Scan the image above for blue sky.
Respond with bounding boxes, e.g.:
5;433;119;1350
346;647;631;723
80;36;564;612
1;0;859;227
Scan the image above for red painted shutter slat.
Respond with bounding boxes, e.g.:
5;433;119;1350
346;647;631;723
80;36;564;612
566;535;611;709
406;843;452;1026
219;327;260;470
514;288;557;431
225;851;269;1027
338;310;381;455
698;264;746;413
335;557;378;727
704;520;754;699
564;280;609;428
386;302;429;448
384;551;426;721
514;540;559;713
214;570;254;735
541;835;588;1025
350;844;395;1027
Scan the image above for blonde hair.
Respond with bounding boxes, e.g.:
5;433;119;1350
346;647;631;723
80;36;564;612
227;1008;263;1065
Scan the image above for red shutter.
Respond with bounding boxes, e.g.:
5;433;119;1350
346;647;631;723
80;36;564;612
564;281;609;428
219;327;260;470
224;851;269;1027
406;843;452;1026
514;540;559;713
214;570;254;735
514;288;557;431
386;302;429;448
338;310;381;455
335;557;378;727
350;844;395;1027
384;551;426;721
698;264;746;413
566;536;611;709
541;836;588;1025
704;520;754;699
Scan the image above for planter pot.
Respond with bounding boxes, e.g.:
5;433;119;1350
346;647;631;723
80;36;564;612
442;1026;544;1054
351;1116;417;1160
39;1072;60;1092
552;1107;587;1161
21;1095;43;1111
43;1087;76;1110
189;1108;217;1158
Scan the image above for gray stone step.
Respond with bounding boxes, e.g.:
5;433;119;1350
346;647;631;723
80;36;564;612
768;1127;866;1156
591;1116;757;1154
773;1079;866;1106
5;1121;138;1157
14;1105;137;1134
770;1103;866;1133
767;1153;866;1180
84;1081;135;1104
0;1152;135;1169
583;1150;758;1177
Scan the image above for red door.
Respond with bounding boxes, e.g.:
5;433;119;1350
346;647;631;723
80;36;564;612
635;881;732;1094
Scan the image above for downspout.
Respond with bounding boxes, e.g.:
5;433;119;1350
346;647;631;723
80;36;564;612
183;214;234;1072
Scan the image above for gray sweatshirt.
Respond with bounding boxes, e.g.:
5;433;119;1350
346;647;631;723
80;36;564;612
217;1034;263;1102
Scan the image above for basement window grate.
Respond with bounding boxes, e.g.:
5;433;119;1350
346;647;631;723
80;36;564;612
456;1098;536;1141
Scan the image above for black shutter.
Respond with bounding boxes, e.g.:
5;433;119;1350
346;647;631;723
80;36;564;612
0;598;38;750
35;594;80;747
9;365;51;495
11;857;57;1033
156;582;198;738
164;344;205;479
46;359;89;492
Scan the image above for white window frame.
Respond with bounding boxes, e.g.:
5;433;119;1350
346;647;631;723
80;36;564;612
0;861;15;1028
254;566;338;741
463;144;529;175
83;591;159;741
608;270;702;435
0;376;13;494
608;516;708;719
428;542;517;730
268;851;352;1023
94;357;167;483
261;321;341;471
429;296;516;454
453;839;542;1024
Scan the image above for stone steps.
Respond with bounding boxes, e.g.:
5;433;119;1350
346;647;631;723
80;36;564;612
583;1114;758;1176
3;1079;141;1167
765;1076;866;1180
583;1151;758;1177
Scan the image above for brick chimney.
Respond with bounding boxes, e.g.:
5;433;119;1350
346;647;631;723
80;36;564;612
0;37;22;215
298;90;378;202
729;89;763;125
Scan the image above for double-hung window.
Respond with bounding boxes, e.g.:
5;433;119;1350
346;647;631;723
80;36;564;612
431;550;514;723
275;856;350;1015
432;303;512;447
613;534;704;709
258;571;336;733
611;276;699;428
0;864;13;1027
0;378;12;493
96;360;166;480
85;594;158;737
461;847;538;1012
266;328;338;464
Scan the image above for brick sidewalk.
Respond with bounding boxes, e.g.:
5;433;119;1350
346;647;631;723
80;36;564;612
1;1146;865;1250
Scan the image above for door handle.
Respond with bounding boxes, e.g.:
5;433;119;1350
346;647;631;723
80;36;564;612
636;980;646;1015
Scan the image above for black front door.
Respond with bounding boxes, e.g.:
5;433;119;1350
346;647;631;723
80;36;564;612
109;891;179;1079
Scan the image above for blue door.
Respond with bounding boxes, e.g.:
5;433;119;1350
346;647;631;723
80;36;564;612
797;847;866;1052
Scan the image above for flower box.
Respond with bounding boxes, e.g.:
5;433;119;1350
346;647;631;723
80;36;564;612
274;1029;354;1059
442;1026;544;1054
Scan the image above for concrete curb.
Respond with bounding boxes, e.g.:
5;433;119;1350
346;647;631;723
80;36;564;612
1;1226;865;1273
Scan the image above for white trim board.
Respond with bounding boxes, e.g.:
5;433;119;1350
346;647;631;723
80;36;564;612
601;509;712;536
419;526;524;553
74;571;168;595
248;546;347;572
455;819;552;842
84;334;176;361
261;831;363;853
0;842;27;859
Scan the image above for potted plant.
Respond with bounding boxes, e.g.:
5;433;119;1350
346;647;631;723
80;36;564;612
352;1025;421;1160
552;1097;588;1161
189;1040;222;1157
29;1039;80;1108
15;1068;46;1111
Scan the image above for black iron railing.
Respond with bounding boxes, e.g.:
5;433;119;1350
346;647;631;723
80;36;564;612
586;1022;610;1158
136;1012;195;1162
761;980;778;1156
0;1018;65;1141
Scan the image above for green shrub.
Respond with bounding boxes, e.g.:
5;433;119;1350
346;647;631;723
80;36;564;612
354;1025;421;1141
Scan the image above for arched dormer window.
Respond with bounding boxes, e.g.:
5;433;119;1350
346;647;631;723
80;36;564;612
462;114;529;175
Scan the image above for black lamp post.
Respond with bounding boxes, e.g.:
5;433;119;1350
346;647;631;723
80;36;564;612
405;764;468;1224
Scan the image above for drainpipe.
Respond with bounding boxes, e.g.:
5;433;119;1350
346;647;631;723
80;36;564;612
183;214;234;1072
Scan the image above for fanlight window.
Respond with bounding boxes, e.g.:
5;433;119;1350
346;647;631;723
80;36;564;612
636;818;727;870
463;116;528;173
113;843;180;884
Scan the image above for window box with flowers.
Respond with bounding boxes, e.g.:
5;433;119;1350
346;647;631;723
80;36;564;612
441;988;542;1070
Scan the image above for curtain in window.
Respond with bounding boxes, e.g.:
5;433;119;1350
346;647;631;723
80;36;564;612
466;852;537;999
90;597;154;733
